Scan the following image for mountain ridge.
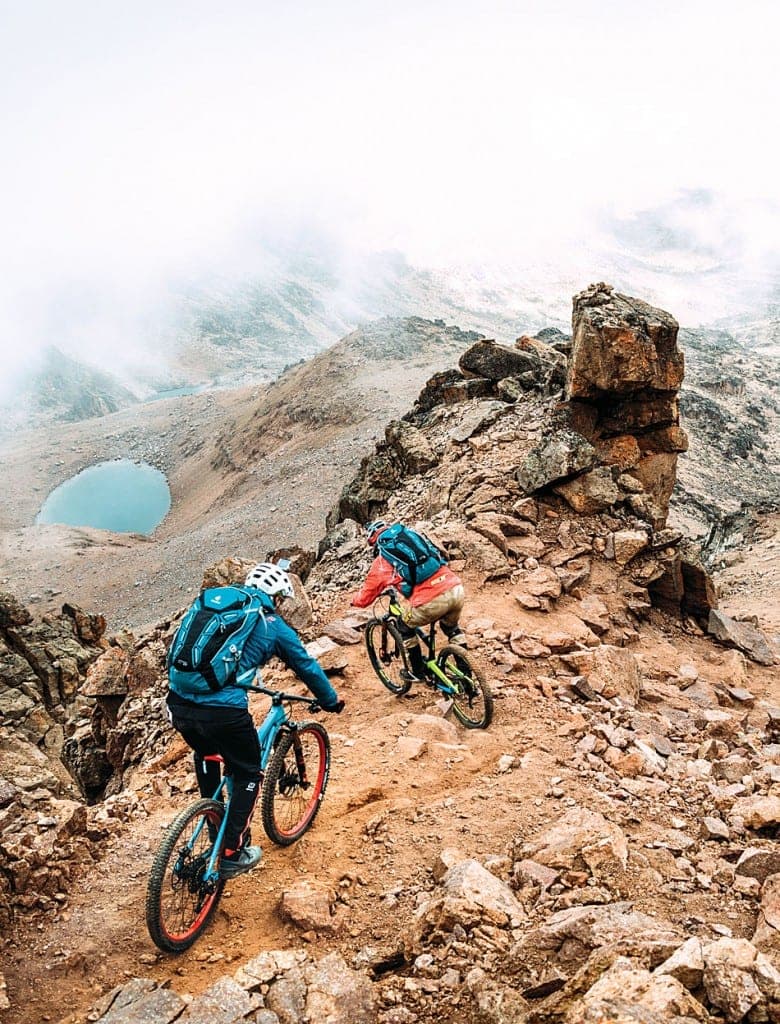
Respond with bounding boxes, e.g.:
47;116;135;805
2;284;780;1024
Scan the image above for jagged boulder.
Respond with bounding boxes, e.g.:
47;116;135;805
436;522;513;578
460;339;542;381
449;400;508;443
61;602;107;645
753;874;780;954
708;609;775;665
279;880;337;933
554;467;621;514
385;419;437;474
404;858;524;957
560;645;642;703
516;429;597;493
701;937;780;1022
537;284;689;529
568;283;684;399
317;518;363;558
415;369;494;412
266;545;316;582
0;592;32;628
516;334;568;390
575;956;708;1022
201;556;255;589
516;807;628;880
327;446;403;526
515;903;681;966
304;952;377;1024
81;647;129;698
86;951;376;1024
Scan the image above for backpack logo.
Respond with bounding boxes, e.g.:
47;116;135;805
167;586;267;697
376;525;447;598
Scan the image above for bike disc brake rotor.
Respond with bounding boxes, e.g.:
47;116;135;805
278;768;306;796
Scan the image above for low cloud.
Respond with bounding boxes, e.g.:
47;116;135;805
1;0;778;394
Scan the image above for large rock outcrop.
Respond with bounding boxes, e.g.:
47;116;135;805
517;282;688;530
322;284;714;622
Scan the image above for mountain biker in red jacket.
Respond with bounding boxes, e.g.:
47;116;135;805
350;520;467;680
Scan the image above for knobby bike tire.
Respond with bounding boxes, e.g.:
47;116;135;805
365;617;412;695
261;721;330;846
146;798;225;953
437;644;494;729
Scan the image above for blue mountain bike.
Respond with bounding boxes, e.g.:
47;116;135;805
146;685;329;953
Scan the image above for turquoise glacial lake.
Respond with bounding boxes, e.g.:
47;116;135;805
36;459;171;535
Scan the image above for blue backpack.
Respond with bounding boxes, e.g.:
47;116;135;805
376;525;448;598
167;586;268;696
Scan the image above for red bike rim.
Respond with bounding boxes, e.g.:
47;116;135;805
274;728;328;838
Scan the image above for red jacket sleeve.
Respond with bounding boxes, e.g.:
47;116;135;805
350;556;399;607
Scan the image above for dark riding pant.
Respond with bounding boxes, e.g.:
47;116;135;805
166;692;262;854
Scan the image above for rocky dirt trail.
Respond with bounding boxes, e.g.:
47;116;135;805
3;578;511;1024
4;569;779;1024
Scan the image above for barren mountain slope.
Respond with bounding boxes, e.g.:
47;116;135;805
672;322;780;547
3;286;780;1024
0;318;480;630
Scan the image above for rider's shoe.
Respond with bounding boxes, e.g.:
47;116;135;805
219;845;263;879
400;669;420;683
446;631;467;646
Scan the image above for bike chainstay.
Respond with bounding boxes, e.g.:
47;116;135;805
435;658;476;700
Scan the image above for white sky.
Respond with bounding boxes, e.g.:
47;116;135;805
1;0;779;369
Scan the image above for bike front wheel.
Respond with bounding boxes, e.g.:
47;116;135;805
146;798;225;953
261;722;330;846
437;645;494;729
365;617;412;695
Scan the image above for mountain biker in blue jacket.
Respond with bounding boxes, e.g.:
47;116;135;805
166;563;344;878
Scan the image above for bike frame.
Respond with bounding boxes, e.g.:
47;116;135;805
387;598;464;695
183;688;314;883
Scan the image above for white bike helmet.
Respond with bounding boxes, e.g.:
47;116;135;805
244;562;295;599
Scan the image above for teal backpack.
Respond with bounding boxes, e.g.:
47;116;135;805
375;525;447;598
167;586;269;696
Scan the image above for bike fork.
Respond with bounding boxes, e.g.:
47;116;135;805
292;733;309;786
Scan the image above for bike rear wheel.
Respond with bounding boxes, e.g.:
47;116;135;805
365;617;412;695
146;798;225;953
261;721;330;846
437;645;494;729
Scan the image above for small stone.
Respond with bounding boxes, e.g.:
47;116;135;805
612;529;650;566
701;817;730;841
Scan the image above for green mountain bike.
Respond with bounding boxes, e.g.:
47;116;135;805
365;588;493;729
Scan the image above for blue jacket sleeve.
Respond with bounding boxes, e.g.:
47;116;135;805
271;618;339;708
237;614;275;684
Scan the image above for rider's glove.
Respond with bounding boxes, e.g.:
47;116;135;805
323;699;345;714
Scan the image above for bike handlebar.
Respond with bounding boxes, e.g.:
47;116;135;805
242;683;321;711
